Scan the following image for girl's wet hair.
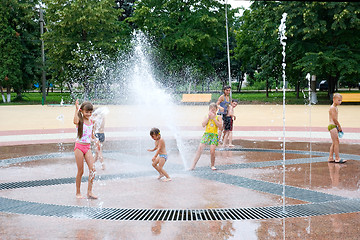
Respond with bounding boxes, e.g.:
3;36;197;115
150;127;160;136
77;102;94;139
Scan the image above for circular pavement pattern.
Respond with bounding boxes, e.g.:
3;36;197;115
1;148;360;221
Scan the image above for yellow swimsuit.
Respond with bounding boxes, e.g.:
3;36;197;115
201;116;219;146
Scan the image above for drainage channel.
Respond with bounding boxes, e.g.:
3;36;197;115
1;197;360;221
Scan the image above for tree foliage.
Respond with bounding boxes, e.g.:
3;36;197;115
2;1;360;103
129;0;237;88
234;1;360;97
43;0;132;98
233;1;283;96
0;0;41;102
287;2;360;96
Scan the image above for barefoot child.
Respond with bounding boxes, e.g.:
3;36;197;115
223;99;238;147
148;128;171;182
73;99;100;199
328;93;346;163
190;103;223;170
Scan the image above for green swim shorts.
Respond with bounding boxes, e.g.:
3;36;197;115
200;132;219;146
328;124;337;131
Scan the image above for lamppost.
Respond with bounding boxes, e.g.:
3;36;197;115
40;7;46;105
225;0;232;98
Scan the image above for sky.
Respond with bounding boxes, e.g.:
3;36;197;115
228;0;252;9
227;0;252;16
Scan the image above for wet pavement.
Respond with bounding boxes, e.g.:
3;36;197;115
0;105;360;239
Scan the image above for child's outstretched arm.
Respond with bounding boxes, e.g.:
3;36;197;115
147;147;156;152
151;139;164;161
147;140;159;152
73;99;80;125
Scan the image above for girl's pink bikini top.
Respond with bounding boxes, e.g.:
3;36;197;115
76;120;93;144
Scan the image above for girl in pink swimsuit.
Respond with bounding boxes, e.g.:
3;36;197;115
73;99;99;199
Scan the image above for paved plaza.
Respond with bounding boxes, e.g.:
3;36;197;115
0;104;359;239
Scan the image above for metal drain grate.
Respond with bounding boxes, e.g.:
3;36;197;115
1;197;360;221
0;171;156;190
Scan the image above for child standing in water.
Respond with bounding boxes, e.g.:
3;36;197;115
222;99;238;147
148;128;171;182
190;103;222;170
328;93;346;163
73;99;99;199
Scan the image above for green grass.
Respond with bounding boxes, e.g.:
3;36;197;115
1;89;358;105
0;92;72;105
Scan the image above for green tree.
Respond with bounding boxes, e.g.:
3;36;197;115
233;1;282;97
43;0;132;99
129;0;236;90
289;2;360;97
234;1;360;99
0;0;41;102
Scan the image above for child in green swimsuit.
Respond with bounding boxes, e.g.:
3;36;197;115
328;93;346;163
190;103;223;171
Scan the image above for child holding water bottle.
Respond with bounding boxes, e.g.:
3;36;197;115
328;93;346;164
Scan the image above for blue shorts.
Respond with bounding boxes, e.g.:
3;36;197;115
95;133;105;143
159;154;168;161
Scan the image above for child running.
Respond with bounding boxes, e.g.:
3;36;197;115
222;99;238;147
148;128;171;182
73;99;99;199
190;103;223;171
328;93;346;163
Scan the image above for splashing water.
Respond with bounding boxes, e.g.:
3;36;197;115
279;12;287;228
56;112;65;153
116;31;189;169
91;106;109;133
306;73;313;187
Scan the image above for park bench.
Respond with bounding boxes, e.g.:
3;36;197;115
340;93;360;103
181;93;212;103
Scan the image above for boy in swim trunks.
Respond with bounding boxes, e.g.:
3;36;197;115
148;128;171;182
328;93;346;163
190;103;223;170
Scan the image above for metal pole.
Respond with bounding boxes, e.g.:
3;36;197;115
40;8;46;105
225;0;232;98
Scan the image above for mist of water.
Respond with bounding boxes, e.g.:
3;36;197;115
113;31;190;169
